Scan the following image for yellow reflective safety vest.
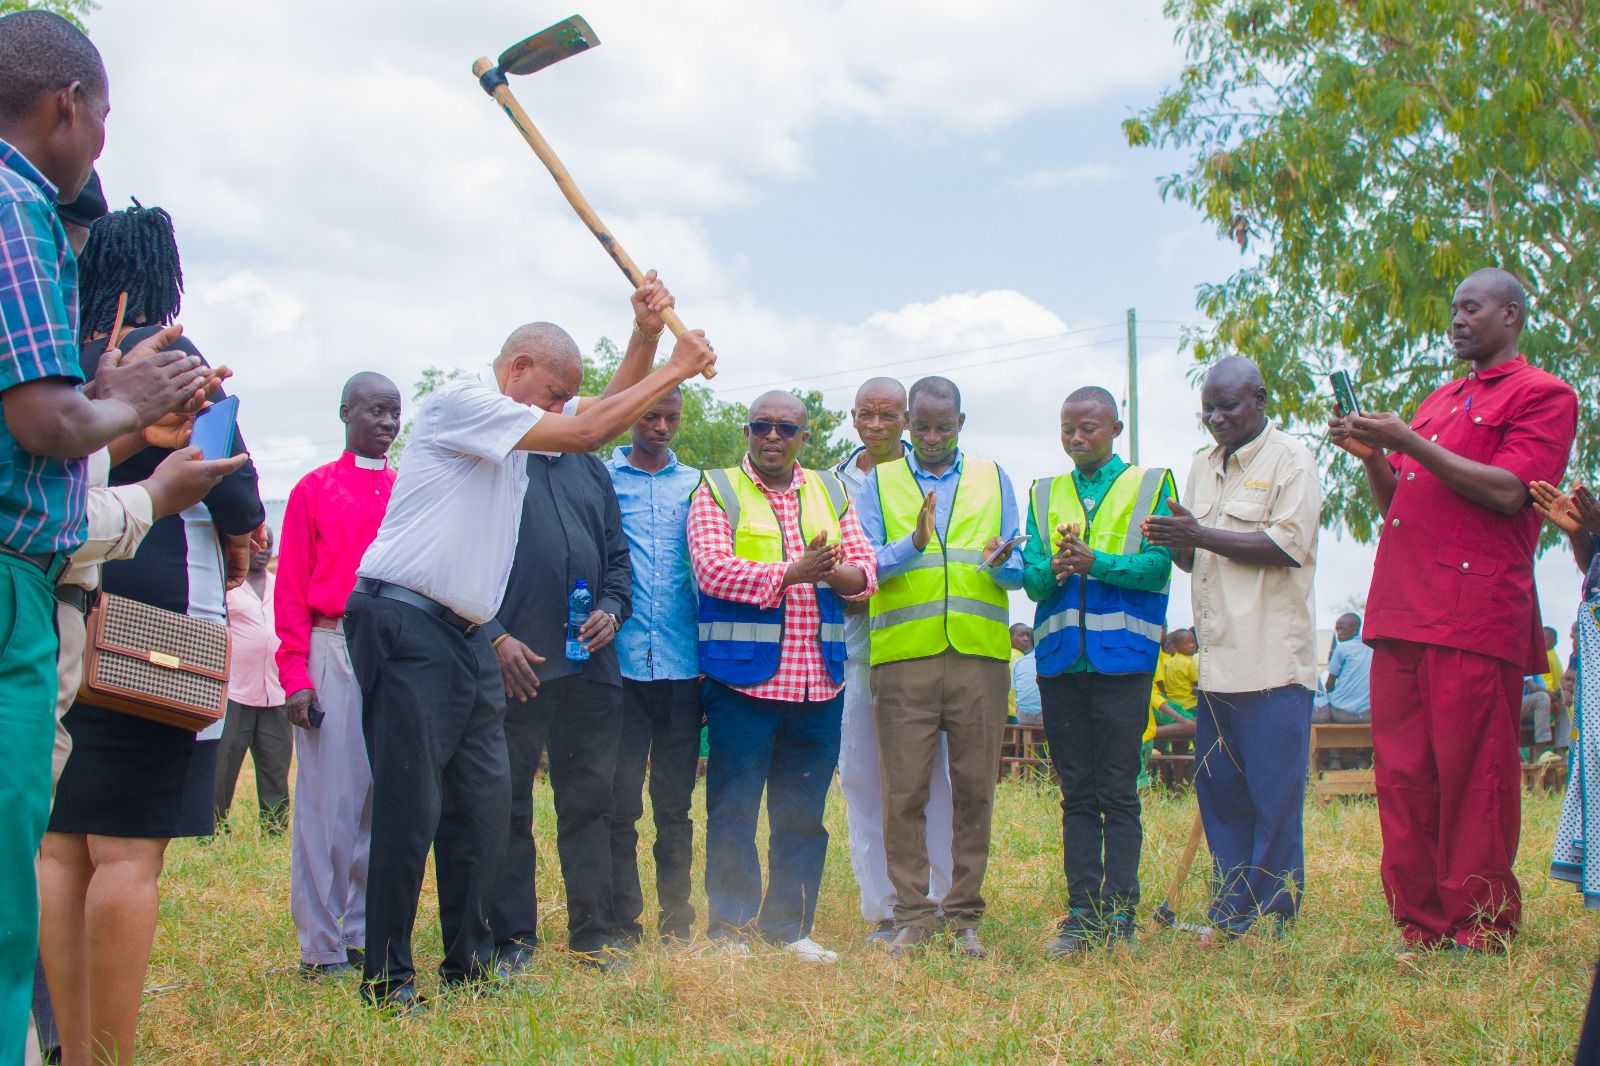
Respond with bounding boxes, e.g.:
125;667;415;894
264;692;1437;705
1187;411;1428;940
1030;464;1172;676
697;465;849;686
868;455;1010;665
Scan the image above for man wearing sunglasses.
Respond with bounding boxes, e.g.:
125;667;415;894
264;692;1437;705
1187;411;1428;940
687;390;878;963
855;375;1025;960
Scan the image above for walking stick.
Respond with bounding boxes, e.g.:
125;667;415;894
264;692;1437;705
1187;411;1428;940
1152;808;1207;931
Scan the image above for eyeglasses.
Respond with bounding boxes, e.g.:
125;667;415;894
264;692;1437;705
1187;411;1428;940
746;421;804;439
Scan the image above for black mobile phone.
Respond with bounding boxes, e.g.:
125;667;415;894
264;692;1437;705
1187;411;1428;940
1330;370;1361;416
307;704;325;730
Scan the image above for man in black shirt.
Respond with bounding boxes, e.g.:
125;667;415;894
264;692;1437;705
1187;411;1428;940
485;450;632;971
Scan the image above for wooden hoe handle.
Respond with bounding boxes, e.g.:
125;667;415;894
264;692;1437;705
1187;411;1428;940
472;57;713;378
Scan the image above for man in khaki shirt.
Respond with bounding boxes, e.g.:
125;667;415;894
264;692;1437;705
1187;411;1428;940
1144;356;1321;942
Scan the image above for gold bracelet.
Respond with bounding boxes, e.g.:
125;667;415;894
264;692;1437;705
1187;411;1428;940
633;318;664;342
492;633;511;648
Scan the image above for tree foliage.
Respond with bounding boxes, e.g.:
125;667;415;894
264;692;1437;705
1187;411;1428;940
394;340;852;473
1;0;96;28
1125;0;1600;541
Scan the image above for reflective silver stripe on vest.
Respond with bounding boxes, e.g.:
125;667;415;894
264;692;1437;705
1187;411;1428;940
945;548;989;566
903;553;945;572
867;595;1011;632
1121;467;1171;555
1033;607;1081;639
818;622;845;644
812;468;848;518
697;620;783;644
1081;610;1164;643
1033;476;1055;540
703;468;739;533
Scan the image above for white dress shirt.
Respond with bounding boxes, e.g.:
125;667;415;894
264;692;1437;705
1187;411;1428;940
62;448;153;590
358;376;577;625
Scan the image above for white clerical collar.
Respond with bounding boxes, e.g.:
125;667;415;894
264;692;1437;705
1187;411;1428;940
351;453;387;471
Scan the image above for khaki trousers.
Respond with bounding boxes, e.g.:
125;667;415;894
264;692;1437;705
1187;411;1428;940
53;601;86;790
871;651;1008;929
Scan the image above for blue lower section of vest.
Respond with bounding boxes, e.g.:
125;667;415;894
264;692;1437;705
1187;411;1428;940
698;588;846;687
1033;574;1167;676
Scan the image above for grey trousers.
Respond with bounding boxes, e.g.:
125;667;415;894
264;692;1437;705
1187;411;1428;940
290;625;373;965
214;700;292;831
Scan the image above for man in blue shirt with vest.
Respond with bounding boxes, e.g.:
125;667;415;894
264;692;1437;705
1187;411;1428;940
606;388;704;944
856;375;1024;960
1022;386;1176;956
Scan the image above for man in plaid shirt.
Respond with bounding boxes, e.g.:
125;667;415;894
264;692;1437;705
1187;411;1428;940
688;390;876;963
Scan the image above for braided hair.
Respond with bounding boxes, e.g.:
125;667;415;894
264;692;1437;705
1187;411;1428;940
76;199;183;343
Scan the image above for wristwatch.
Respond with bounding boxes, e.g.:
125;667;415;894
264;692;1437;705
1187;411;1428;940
606;612;620;634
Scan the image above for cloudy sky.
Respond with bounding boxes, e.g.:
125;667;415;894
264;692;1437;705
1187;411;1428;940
82;0;1585;645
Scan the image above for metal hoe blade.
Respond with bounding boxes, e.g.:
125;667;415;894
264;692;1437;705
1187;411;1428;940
498;15;600;77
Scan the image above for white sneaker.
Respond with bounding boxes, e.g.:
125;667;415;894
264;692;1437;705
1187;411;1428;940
783;937;838;964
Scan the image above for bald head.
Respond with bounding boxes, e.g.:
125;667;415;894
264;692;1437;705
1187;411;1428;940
1205;356;1264;392
1452;270;1528;367
494;322;583;411
855;376;906;408
1199;356;1268;453
341;371;396;407
1334;612;1362;642
749;389;807;425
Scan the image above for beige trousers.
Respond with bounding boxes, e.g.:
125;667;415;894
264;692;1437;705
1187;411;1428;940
871;651;1008;929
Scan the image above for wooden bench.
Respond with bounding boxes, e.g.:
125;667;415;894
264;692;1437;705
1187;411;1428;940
1147;750;1195;787
999;723;1050;780
1310;722;1375;803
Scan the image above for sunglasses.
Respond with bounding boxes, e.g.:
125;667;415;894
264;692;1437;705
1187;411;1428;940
746;421;805;439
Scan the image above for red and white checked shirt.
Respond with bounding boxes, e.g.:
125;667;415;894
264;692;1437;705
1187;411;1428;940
687;457;878;703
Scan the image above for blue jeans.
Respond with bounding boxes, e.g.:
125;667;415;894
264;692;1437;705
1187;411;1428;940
1194;685;1313;934
703;680;843;944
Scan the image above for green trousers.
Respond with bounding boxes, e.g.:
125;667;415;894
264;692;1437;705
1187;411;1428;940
0;554;58;1065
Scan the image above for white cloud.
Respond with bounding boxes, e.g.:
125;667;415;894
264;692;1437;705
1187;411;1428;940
198;270;304;338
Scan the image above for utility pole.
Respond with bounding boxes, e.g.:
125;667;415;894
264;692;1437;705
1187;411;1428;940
1126;307;1139;465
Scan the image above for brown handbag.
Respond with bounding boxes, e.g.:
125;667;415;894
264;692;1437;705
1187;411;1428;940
78;593;231;731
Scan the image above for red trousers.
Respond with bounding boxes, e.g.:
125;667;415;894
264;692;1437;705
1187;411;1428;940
1370;640;1524;948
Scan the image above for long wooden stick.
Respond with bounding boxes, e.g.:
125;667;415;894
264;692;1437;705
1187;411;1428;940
1162;808;1207;917
472;57;713;378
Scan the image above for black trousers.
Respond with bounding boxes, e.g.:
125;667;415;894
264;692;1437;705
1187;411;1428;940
491;674;624;956
611;678;703;941
346;591;510;994
1039;669;1153;918
213;700;292;832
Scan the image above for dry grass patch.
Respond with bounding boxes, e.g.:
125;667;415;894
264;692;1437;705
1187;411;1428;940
138;777;1594;1064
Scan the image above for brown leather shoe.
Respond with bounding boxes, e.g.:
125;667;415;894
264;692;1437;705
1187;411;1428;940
884;924;934;958
951;927;988;960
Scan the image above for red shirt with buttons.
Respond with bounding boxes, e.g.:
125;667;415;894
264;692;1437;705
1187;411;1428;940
1365;355;1577;672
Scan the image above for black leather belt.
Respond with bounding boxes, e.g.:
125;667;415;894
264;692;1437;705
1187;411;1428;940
54;584;98;616
0;544;69;583
353;578;482;638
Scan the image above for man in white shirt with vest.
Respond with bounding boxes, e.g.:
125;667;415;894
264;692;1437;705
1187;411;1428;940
833;377;954;945
347;280;714;1012
855;375;1024;960
1144;356;1322;943
1021;386;1176;956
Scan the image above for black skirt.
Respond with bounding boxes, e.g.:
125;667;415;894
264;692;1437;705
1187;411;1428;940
49;703;218;839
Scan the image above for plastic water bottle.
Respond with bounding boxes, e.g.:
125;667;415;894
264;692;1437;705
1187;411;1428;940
565;579;592;661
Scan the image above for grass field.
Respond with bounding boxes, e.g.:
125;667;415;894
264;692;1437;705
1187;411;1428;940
138;775;1594;1064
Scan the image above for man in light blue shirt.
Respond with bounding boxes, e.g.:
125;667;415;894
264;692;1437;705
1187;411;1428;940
1316;612;1373;723
606;388;703;942
853;376;1023;959
833;377;954;945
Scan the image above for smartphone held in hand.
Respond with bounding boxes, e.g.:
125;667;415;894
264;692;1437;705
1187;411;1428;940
190;395;240;461
978;534;1029;571
1330;370;1361;416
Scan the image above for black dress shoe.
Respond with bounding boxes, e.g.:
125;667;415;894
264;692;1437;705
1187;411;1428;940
300;960;359;980
361;982;427;1017
493;946;537;981
865;920;897;945
345;947;366;969
885;924;934;958
951;927;988;960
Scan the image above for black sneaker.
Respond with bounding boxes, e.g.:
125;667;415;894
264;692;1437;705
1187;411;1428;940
1044;911;1105;958
300;960;359;980
1107;913;1138;953
865;920;897;945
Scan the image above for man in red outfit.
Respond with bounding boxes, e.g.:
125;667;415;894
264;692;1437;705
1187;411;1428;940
1331;267;1577;952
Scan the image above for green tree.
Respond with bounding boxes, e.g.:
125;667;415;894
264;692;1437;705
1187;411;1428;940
397;340;852;473
1;1;96;28
1125;0;1600;541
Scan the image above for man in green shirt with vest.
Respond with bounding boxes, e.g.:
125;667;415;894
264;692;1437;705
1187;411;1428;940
1022;386;1176;957
856;376;1024;960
